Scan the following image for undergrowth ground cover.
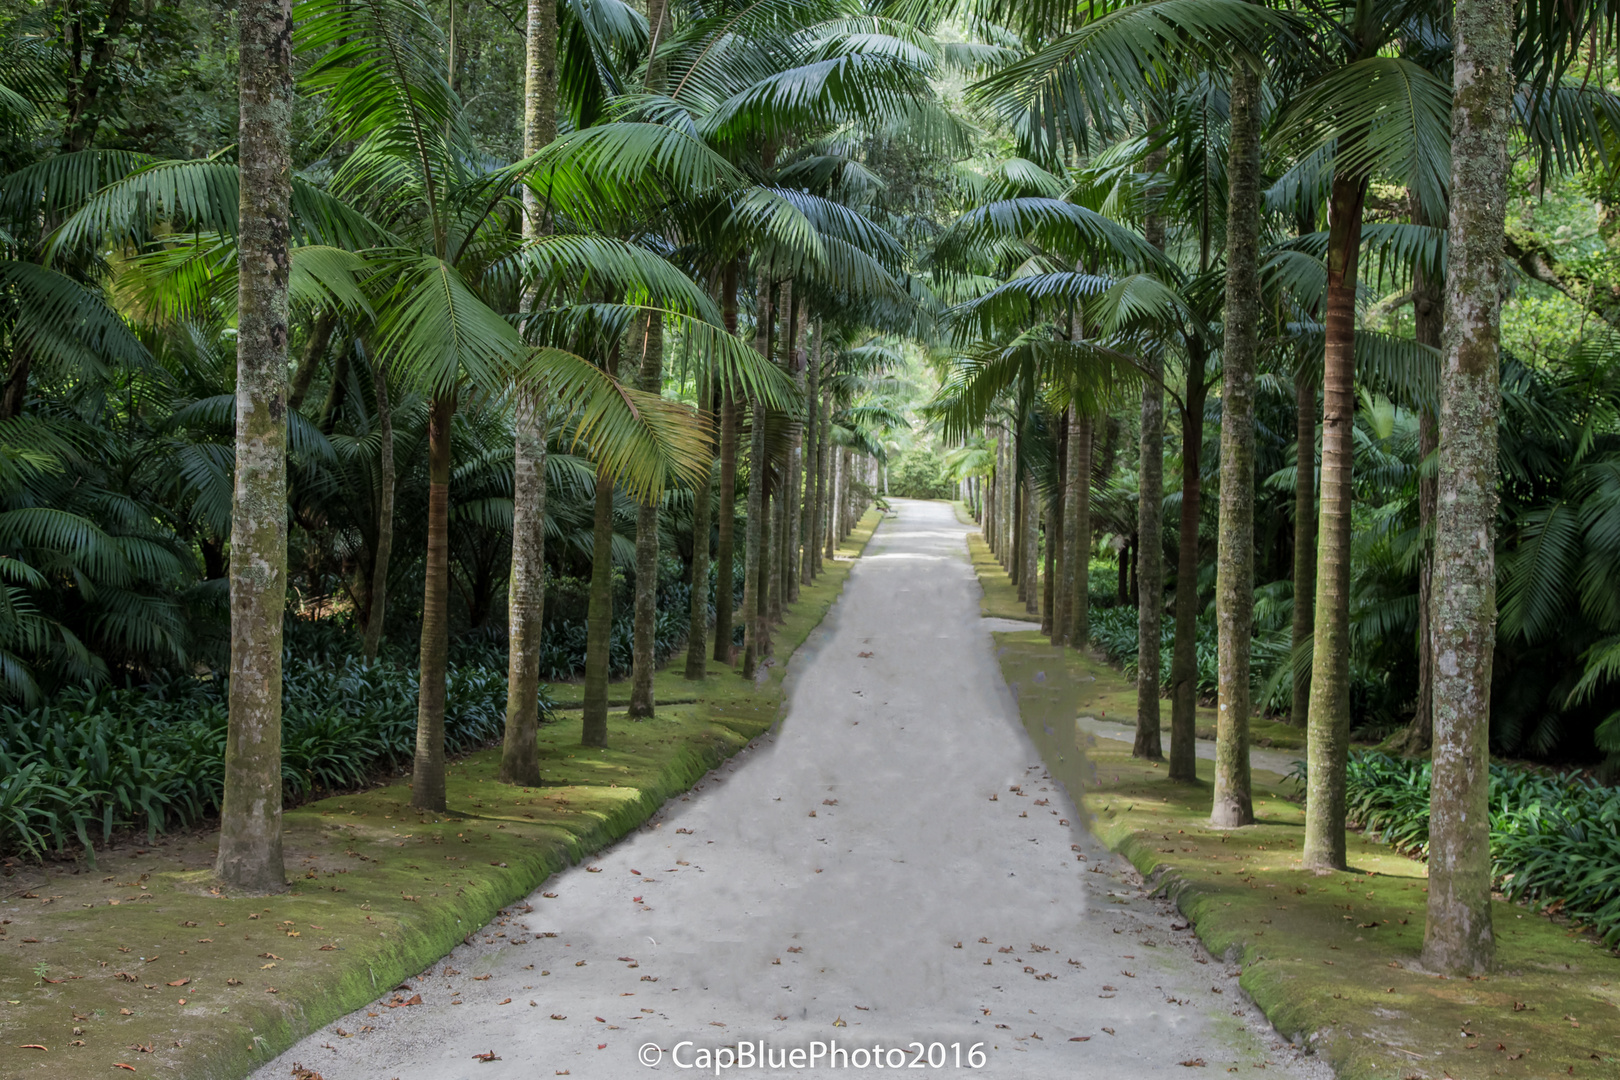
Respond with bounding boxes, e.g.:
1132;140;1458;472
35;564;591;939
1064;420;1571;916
962;514;1620;1079
0;512;881;1080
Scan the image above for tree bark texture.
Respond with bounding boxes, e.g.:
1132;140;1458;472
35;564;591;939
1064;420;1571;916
1405;190;1444;756
217;0;294;893
1211;60;1261;828
1423;0;1509;976
1303;169;1369;871
501;389;547;785
412;392;456;811
742;276;771;678
1050;411;1069;646
1023;480;1039;615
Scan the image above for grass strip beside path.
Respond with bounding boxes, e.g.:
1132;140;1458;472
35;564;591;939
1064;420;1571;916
964;520;1620;1078
1;510;883;1080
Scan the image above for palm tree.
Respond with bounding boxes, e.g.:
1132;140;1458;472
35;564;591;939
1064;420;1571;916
215;0;295;894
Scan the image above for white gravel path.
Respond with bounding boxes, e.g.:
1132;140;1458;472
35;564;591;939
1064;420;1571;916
253;499;1328;1080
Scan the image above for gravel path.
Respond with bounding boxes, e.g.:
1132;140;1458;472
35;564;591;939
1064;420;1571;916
254;499;1326;1080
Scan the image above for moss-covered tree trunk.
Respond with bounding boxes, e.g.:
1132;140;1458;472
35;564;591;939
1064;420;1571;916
1291;371;1315;727
1303;168;1369;871
581;464;615;747
1167;356;1207;782
499;0;557;783
1135;152;1167;761
685;373;714;680
1211;60;1261;828
1423;0;1508;976
217;0;293;893
287;310;335;414
412;392;456;811
629;311;663;718
819;396;834;564
361;354;395;662
785;301;803;604
712;262;740;665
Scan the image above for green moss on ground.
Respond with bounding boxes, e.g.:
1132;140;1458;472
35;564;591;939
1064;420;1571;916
966;529;1040;623
0;510;884;1080
989;628;1620;1080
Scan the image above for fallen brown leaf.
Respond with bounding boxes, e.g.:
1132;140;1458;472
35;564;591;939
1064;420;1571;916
472;1051;500;1062
166;978;189;987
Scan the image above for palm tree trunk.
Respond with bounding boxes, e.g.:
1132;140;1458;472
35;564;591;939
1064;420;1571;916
1050;411;1069;645
1069;412;1093;647
287;310;335;414
629;311;662;718
1167;356;1207;782
743;274;771;678
499;0;558;781
501;388;547;784
1042;492;1057;636
684;374;714;680
1291;372;1315;727
1423;0;1508;975
217;0;293;893
712;262;740;665
1302;169;1369;871
1023;480;1039;616
742;400;767;678
800;319;821;584
412;392;456;811
824;441;839;560
581;464;615;747
1403;191;1443;756
361;353;395;662
784;294;802;604
1135;150;1167;762
1211;59;1261;827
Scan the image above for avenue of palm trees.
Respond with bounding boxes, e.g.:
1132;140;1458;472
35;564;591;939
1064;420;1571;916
3;0;1620;988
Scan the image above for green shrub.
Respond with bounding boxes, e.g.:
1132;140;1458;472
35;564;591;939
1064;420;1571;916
0;645;555;862
886;448;956;500
1325;752;1620;947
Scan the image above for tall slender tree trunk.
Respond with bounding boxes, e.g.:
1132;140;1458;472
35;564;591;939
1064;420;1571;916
1168;358;1207;782
685;373;714;680
1050;410;1069;645
824;441;839;560
287;310;335;414
1024;481;1039;615
742;276;771;678
1403;192;1443;756
1423;0;1508;975
1291;372;1316;727
581;464;615;746
1302;169;1369;871
499;0;557;783
1042;494;1057;635
501;390;547;783
784;295;802;603
1211;60;1261;827
713;262;740;665
217;0;293;892
1135;150;1167;761
629;311;663;718
801;320;821;584
412;393;456;811
1069;412;1094;647
362;353;395;662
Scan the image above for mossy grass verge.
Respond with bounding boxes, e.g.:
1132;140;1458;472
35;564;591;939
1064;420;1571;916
987;624;1620;1080
0;510;884;1080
